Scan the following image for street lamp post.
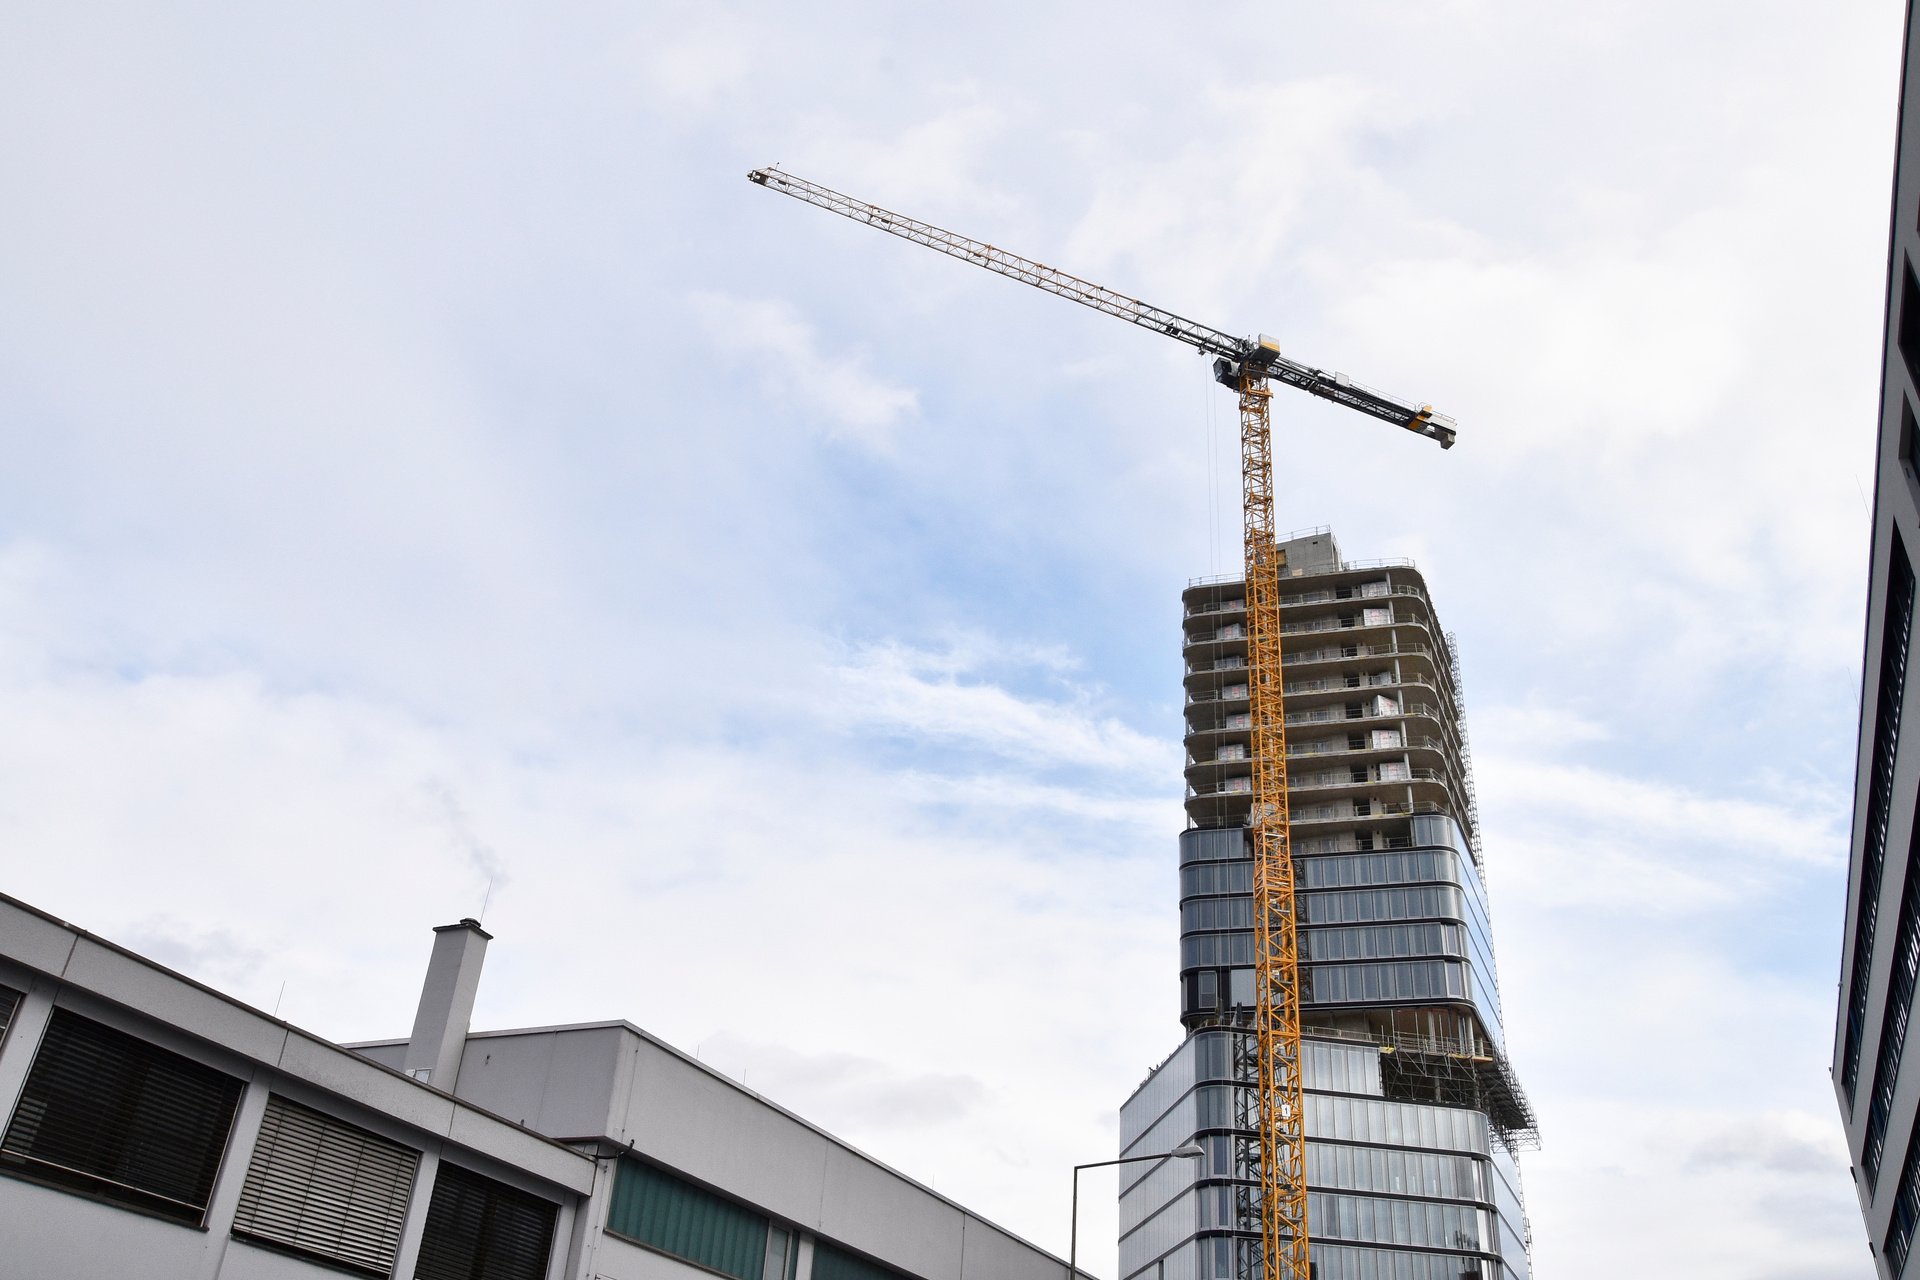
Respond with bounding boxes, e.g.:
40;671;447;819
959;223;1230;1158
1069;1142;1206;1280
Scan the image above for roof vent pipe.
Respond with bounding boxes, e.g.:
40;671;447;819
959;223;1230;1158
402;918;491;1089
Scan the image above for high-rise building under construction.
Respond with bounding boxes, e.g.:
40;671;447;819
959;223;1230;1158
1117;530;1537;1280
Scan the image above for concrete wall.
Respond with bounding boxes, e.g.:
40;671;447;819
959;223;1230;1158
609;1026;1063;1280
592;1235;744;1280
0;897;593;1280
360;1020;1074;1280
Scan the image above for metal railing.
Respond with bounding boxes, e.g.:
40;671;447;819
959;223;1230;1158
1278;584;1427;608
1186;555;1417;589
1287;767;1450;789
1186;687;1252;705
1290;800;1448;824
1286;735;1450;757
1184;598;1247;619
1281;641;1437;665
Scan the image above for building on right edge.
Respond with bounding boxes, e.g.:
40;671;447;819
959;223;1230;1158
1118;530;1537;1280
1834;5;1920;1275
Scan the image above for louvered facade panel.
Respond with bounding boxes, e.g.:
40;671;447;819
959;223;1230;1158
414;1160;557;1280
811;1241;911;1280
233;1094;420;1276
0;1007;242;1223
606;1157;768;1280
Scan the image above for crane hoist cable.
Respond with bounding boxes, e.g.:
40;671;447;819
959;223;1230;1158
747;166;1455;1280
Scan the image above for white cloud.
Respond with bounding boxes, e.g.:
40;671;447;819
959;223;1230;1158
823;638;1174;776
0;4;1898;1275
1687;1110;1852;1177
689;291;918;449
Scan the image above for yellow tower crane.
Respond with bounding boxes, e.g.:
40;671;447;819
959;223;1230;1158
748;167;1455;1280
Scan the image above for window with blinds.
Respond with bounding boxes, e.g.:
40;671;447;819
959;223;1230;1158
810;1240;911;1280
0;986;20;1045
606;1157;769;1280
414;1160;557;1280
232;1095;420;1276
0;1007;243;1224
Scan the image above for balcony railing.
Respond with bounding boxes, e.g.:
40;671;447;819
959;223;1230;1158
1291;799;1449;824
1283;701;1447;727
1287;767;1450;789
1186;686;1252;706
1282;641;1436;665
1184;598;1247;619
1287;735;1450;758
1186;556;1416;590
1278;584;1426;608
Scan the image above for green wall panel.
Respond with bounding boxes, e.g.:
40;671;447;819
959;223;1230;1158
608;1159;769;1280
811;1241;910;1280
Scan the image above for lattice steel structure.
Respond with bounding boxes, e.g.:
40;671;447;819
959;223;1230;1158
1237;369;1307;1278
748;168;1454;1278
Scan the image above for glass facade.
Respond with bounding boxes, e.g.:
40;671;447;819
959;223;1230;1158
1118;1031;1526;1280
1128;548;1535;1280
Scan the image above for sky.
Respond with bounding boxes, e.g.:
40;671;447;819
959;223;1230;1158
0;2;1904;1277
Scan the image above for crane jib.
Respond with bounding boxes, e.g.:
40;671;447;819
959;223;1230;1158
747;166;1457;450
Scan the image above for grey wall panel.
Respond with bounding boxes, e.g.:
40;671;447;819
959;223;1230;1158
221;1237;374;1280
349;1039;408;1071
453;1027;625;1141
956;1214;1069;1280
278;1031;458;1136
448;1030;564;1130
62;938;292;1064
0;900;78;976
445;1100;595;1193
617;1037;836;1232
593;1233;736;1280
0;1174;227;1279
815;1144;965;1280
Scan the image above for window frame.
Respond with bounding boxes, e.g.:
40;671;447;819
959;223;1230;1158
413;1158;559;1280
230;1092;422;1278
0;1005;246;1226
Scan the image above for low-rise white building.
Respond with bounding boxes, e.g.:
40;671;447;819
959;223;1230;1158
0;895;1080;1280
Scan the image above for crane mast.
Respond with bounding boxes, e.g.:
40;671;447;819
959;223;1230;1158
749;167;1454;1280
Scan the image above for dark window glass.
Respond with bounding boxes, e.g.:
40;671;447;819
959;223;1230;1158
605;1158;767;1280
811;1241;911;1280
414;1162;556;1280
1902;398;1919;482
1179;829;1248;865
0;986;20;1045
1846;530;1916;1105
1181;897;1256;932
0;1007;243;1223
1900;257;1920;393
1307;959;1468;1005
1300;885;1462;927
1866;809;1920;1191
1196;971;1219;1010
1887;1106;1920;1278
232;1094;420;1276
1182;932;1257;969
1180;861;1254;897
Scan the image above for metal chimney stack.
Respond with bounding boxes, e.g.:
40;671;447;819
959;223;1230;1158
402;918;491;1088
